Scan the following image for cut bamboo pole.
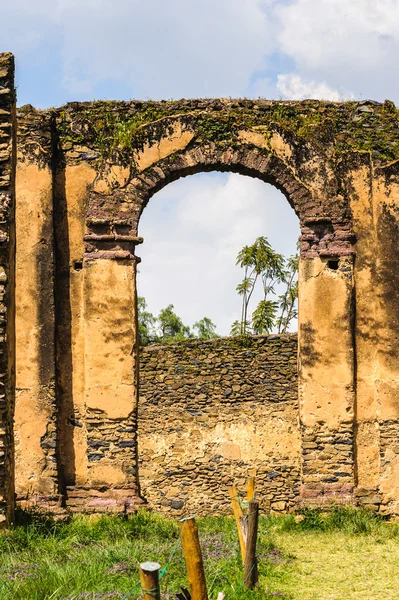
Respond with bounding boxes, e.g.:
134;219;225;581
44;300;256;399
140;561;161;600
247;476;256;502
243;501;259;589
229;485;246;563
179;517;208;600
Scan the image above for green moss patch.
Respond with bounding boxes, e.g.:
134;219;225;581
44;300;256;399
54;98;399;166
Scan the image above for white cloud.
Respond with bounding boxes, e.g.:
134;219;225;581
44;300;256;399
137;172;300;335
278;0;399;71
276;73;351;101
56;0;277;98
4;0;399;104
276;0;399;101
0;0;280;100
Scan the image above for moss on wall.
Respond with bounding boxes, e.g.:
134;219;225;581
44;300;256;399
13;85;399;518
49;98;399;166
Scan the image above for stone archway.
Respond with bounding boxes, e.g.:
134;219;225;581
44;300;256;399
78;125;356;513
11;89;399;519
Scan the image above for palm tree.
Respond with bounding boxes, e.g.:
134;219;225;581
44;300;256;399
233;236;286;335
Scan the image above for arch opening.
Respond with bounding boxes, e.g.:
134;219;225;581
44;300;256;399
137;171;300;337
136;169;301;515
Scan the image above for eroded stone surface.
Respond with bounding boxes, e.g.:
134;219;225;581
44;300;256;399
0;53;15;525
139;335;300;516
0;51;396;518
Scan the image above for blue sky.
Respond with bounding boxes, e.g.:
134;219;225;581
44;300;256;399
3;0;399;333
8;0;399;108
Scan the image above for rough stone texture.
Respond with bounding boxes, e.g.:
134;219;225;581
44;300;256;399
63;257;142;513
138;335;300;515
0;53;15;525
298;254;356;503
0;50;396;517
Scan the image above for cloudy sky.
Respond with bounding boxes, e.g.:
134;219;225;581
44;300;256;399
3;0;399;334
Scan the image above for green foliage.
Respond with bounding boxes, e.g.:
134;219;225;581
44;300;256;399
276;254;299;335
273;505;396;537
195;113;245;145
0;510;287;600
137;297;218;345
112;105;179;152
232;237;295;336
158;304;192;342
137;296;158;346
193;317;218;339
252;300;278;335
230;319;252;337
0;508;399;598
56;101;189;161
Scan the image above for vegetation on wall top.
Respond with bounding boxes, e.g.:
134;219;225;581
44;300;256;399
53;97;399;166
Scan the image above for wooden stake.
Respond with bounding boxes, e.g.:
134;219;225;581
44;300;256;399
179;517;208;600
140;561;161;600
247;476;256;502
229;485;246;563
244;501;259;589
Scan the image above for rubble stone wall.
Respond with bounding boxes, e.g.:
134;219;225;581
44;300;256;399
138;334;300;515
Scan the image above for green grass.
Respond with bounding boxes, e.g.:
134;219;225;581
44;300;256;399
0;507;398;599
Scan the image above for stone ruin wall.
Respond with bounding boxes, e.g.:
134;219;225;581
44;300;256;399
0;51;399;522
0;54;15;525
138;335;300;516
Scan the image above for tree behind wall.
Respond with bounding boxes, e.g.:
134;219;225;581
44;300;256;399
193;317;218;339
138;299;218;345
231;237;298;336
277;254;299;334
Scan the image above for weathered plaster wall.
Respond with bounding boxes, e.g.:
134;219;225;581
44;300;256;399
15;107;59;512
298;255;355;505
372;168;399;515
1;51;397;518
139;335;300;515
339;154;399;515
65;256;141;513
53;161;95;504
0;54;15;525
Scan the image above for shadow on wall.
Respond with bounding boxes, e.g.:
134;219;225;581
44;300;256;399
53;160;76;493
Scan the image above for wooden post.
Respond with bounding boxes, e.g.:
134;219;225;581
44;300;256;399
140;561;161;600
229;485;246;563
179;517;208;600
247;476;255;502
244;501;259;589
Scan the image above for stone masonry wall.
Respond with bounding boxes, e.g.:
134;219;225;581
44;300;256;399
138;334;300;516
7;66;399;517
0;54;15;524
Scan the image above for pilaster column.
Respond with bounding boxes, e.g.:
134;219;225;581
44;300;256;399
65;229;143;513
298;253;356;506
15;107;59;512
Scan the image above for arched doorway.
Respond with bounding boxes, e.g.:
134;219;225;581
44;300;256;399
14;101;360;516
71;133;357;513
136;171;300;513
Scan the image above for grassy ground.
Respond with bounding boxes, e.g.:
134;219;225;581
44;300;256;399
0;507;398;599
